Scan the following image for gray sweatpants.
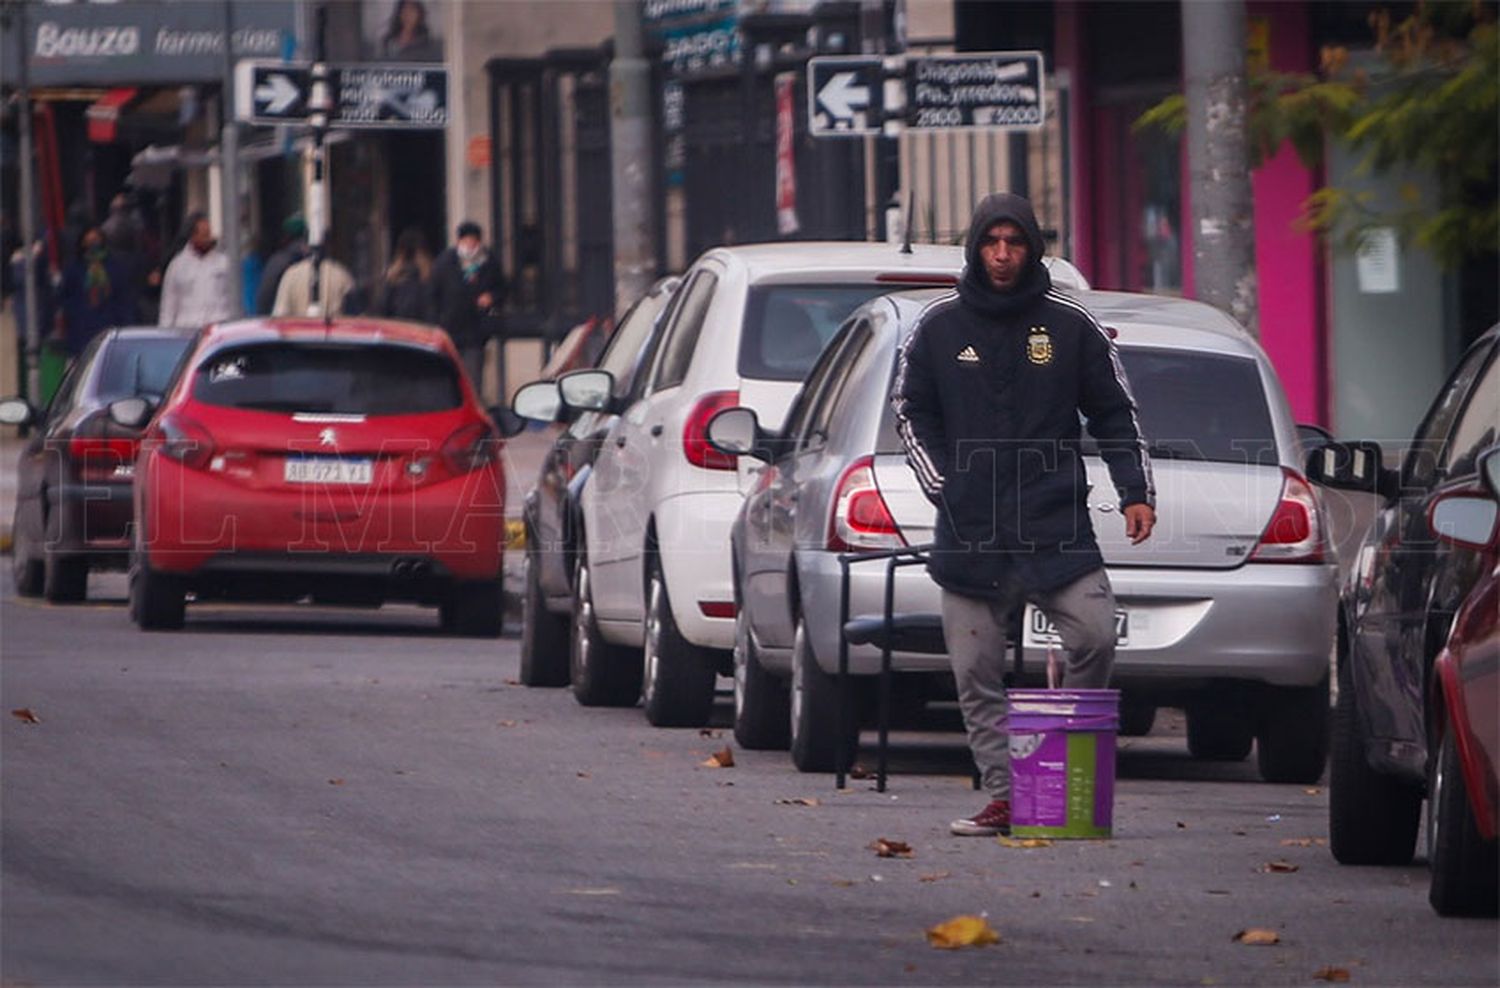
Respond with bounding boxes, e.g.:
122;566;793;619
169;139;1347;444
941;567;1118;800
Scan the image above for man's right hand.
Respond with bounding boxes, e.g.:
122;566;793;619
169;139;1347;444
1124;503;1156;545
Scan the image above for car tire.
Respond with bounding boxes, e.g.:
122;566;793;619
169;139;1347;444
1255;677;1330;784
440;579;504;638
569;554;641;707
733;608;791;750
519;551;570;687
789;617;857;773
42;511;87;603
12;506;43;597
1329;663;1421;865
641;557;717;728
1119;700;1157;738
1186;698;1254;761
1427;724;1499;916
130;554;185;631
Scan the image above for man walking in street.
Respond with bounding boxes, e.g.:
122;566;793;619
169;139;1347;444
272;238;356;318
432;220;505;397
891;192;1156;838
158;212;232;329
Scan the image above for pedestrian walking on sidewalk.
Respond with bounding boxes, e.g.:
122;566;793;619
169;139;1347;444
432;220;505;398
59;225;137;356
255;214;308;316
891;192;1157;838
372;227;434;322
158;212;232;329
273;239;356;318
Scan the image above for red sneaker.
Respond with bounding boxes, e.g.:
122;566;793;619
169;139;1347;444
951;799;1011;837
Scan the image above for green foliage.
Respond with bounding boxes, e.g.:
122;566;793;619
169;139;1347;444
1135;2;1498;267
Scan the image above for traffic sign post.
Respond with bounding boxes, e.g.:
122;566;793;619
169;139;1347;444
234;60;449;130
807;55;883;137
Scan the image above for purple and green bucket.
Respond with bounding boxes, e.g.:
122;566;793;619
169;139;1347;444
1007;689;1119;839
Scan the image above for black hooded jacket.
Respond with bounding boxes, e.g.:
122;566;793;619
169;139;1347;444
890;193;1154;598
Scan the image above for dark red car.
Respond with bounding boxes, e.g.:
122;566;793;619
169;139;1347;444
1424;445;1500;916
120;317;522;635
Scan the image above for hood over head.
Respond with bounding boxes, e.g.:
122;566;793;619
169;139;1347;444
958;192;1051;316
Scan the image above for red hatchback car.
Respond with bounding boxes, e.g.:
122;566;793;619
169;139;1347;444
120;318;521;635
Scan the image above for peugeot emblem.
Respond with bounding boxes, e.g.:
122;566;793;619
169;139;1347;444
319;427;338;447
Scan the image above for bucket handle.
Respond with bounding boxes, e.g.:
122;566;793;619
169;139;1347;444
1009;715;1119;734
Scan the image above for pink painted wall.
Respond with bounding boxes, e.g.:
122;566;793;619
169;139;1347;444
1249;1;1327;425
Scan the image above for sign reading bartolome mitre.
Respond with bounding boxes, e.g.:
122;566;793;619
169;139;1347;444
1;1;299;87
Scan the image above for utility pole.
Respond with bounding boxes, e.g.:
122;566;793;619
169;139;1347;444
10;0;41;403
306;4;330;318
1182;0;1258;336
609;0;655;316
220;0;243;316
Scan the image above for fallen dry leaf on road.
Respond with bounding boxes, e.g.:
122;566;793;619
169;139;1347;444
502;679;520;686
1313;967;1352;982
831;879;857;888
869;838;913;858
1262;860;1300;873
776;797;821;807
1233;928;1281;946
497;720;519;728
1280;837;1328;847
1304;788;1323;796
327;778;345;786
698;728;723;739
849;764;874;780
997;836;1053;849
565;887;621;896
1176;821;1188;829
701;747;735;768
918;871;953;883
926;915;1000;949
10;708;40;724
576;771;591;779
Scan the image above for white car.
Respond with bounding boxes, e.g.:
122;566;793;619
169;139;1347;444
563;243;1089;727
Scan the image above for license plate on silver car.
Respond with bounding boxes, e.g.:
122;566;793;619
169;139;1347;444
1024;605;1129;646
284;457;373;485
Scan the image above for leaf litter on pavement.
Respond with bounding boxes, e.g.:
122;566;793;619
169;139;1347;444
997;836;1053;849
926;915;1000;949
869;838;913;858
701;747;735;768
1233;928;1281;946
1313;967;1352;982
11;708;40;724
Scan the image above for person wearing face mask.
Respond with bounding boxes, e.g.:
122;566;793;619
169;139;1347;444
432;220;506;397
158;212;232;329
59;225;137;356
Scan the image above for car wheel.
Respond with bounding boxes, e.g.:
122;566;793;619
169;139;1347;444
641;557;717;728
569;554;641;707
12;505;43;597
130;554;185;631
42;511;87;603
1118;700;1156;738
733;607;790;750
519;551;570;687
1329;661;1421;865
789;617;857;773
440;579;504;638
1427;723;1499;916
1186;697;1254;761
1255;677;1330;784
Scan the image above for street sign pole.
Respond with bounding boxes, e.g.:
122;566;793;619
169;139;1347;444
220;0;243;317
307;5;329;318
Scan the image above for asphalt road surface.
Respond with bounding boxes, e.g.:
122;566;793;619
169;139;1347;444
3;573;1496;986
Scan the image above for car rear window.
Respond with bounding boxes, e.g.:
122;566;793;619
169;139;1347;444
740;284;924;381
97;337;192;401
877;346;1279;466
192;343;462;415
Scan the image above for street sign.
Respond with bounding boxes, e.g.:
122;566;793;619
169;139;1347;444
905;51;1045;132
334;64;448;129
236;62;312;126
807;56;883;137
234;61;449;129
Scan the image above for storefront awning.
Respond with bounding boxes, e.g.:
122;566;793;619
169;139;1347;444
86;87;140;143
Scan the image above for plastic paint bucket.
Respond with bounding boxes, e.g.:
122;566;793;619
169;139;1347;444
1007;688;1119;839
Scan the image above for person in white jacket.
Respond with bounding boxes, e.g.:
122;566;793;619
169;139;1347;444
157;213;232;329
272;251;355;318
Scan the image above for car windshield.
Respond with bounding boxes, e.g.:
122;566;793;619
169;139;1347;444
740;284;924;381
96;337;193;402
878;345;1279;466
192;343;462;415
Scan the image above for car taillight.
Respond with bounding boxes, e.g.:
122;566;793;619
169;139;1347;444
683;390;740;471
1250;468;1326;563
156;414;215;471
67;414;140;481
442;422;500;474
828;455;906;552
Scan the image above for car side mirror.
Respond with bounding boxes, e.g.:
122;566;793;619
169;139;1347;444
107;396;154;430
0;396;36;428
1427;490;1499;551
1305;439;1397;499
706;407;779;463
1480;446;1500;500
1296;422;1334;452
558;369;614;412
490;405;527;438
511;380;563;423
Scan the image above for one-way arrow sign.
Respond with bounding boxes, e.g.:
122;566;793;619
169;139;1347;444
807;56;883;137
237;62;312;125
